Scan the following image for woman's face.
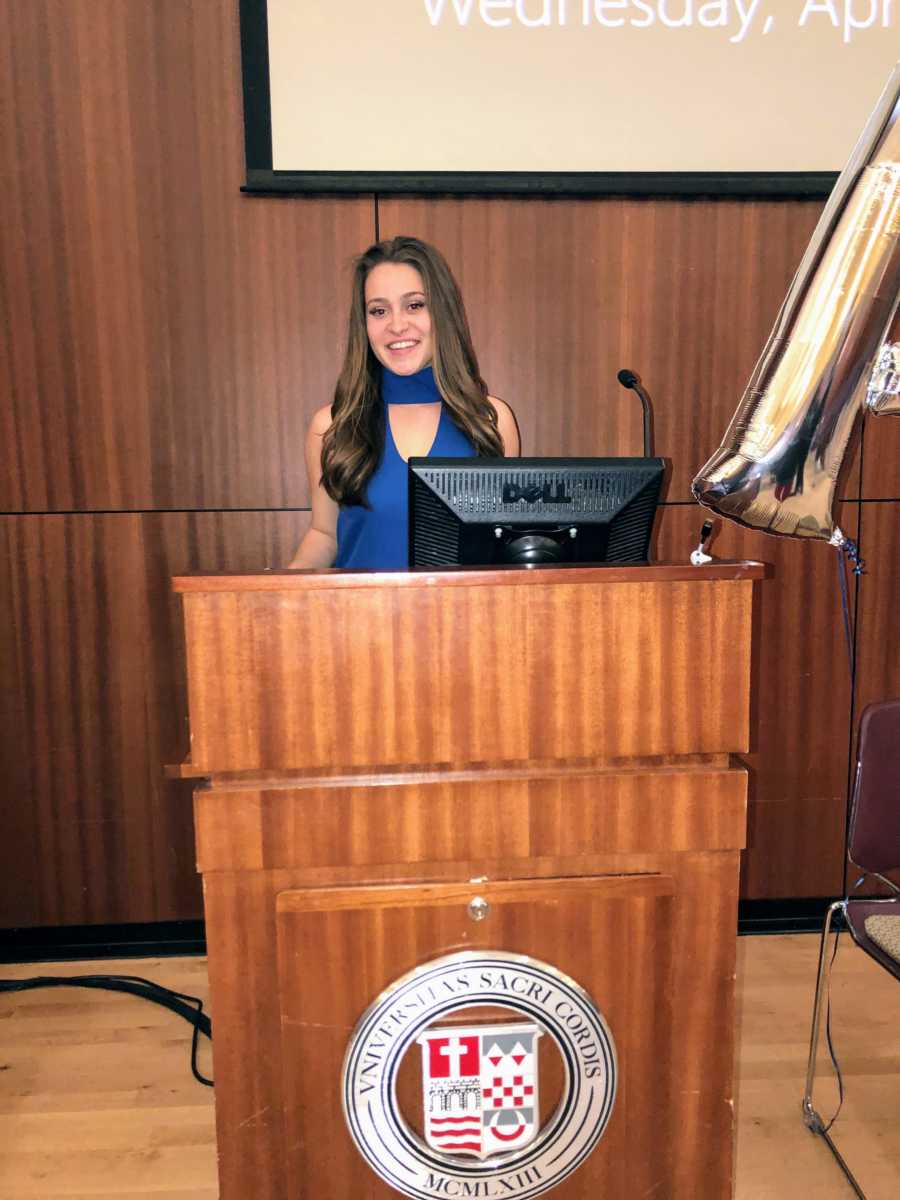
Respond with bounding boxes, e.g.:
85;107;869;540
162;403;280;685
364;261;434;376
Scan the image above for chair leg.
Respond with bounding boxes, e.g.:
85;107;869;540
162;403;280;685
802;899;867;1200
802;900;843;1131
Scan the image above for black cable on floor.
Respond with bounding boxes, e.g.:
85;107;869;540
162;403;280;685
0;973;213;1086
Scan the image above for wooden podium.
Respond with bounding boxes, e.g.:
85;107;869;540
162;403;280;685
173;562;762;1200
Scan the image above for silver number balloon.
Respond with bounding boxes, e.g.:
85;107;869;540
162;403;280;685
693;63;900;547
866;305;900;414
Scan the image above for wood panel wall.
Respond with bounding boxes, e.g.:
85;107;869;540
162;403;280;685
1;0;897;927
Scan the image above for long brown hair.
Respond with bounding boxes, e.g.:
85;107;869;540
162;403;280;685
321;237;503;506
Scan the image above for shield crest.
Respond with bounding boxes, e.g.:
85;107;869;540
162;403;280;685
416;1022;542;1160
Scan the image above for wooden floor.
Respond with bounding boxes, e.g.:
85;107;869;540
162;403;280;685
0;934;897;1198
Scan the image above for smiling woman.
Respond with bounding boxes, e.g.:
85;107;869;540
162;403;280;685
288;237;520;570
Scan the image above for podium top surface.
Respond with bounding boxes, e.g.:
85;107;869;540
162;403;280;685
173;560;766;593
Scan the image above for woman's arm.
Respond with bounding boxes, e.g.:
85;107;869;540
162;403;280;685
489;396;521;456
287;406;340;568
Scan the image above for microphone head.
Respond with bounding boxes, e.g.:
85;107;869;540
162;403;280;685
617;368;640;389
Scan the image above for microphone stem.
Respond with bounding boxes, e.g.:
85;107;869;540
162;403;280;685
616;370;655;457
634;385;652;457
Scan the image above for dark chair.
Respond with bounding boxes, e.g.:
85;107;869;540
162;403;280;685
803;698;900;1199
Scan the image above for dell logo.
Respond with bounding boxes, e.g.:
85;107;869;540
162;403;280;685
503;481;573;504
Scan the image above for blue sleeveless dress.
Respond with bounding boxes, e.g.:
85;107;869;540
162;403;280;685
335;366;475;569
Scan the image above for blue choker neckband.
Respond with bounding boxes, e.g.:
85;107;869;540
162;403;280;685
381;364;441;405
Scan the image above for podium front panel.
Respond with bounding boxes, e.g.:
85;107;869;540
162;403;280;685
275;875;675;1200
179;571;754;773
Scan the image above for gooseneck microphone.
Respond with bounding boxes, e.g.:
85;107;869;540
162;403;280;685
617;369;654;458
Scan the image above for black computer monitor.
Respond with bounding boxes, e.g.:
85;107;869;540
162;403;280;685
408;457;665;568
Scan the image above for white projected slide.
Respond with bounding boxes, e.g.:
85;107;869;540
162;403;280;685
266;1;899;174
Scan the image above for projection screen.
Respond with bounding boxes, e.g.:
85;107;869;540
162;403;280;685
240;0;899;193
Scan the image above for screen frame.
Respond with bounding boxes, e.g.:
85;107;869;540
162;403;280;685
240;0;837;199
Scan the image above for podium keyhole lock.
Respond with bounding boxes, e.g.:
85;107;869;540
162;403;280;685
468;896;490;922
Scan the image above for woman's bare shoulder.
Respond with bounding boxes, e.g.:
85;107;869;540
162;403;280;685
308;404;334;436
487;395;521;456
487;395;514;420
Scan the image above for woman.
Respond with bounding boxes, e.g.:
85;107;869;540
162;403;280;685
289;237;520;569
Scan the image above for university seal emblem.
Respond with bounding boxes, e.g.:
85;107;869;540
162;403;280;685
419;1023;542;1159
342;951;617;1199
